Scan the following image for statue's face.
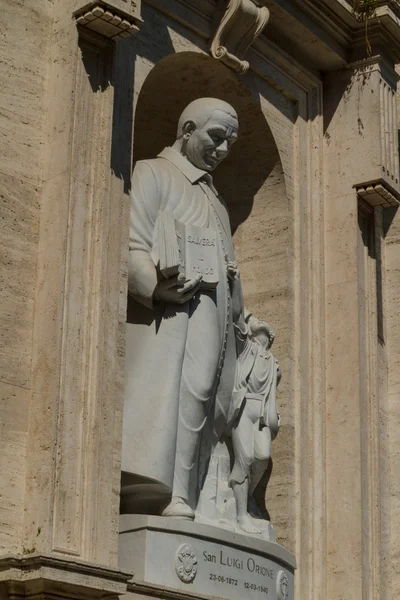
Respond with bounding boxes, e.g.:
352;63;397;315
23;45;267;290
255;330;270;348
250;318;271;348
185;109;238;171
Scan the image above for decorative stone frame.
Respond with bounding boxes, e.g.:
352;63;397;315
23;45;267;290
121;1;327;595
249;40;327;598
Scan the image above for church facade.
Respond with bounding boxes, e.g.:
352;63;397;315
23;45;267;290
1;1;400;599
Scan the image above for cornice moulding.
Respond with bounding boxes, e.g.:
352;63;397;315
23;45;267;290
295;0;400;61
145;0;400;72
0;553;131;598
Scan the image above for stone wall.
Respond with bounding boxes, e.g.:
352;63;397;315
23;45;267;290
0;0;129;572
0;0;53;554
323;61;400;599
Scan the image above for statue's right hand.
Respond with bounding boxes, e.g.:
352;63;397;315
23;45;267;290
153;273;203;305
225;255;240;281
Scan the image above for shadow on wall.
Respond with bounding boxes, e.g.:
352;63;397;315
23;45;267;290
110;38;136;194
133;52;280;232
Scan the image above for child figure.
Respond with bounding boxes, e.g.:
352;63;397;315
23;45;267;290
227;262;281;534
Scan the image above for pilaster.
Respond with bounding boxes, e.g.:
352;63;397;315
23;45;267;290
323;54;397;600
0;0;133;597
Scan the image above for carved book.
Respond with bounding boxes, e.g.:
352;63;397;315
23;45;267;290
157;211;219;290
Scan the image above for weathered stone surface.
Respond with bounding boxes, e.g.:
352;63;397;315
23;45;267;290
0;0;52;558
0;173;40;388
0;553;131;599
0;382;29;555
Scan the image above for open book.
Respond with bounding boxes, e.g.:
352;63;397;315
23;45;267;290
157;211;219;290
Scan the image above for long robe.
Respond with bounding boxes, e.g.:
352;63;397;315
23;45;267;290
122;147;237;498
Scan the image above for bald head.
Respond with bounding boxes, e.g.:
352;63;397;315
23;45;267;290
174;98;239;172
177;98;238;138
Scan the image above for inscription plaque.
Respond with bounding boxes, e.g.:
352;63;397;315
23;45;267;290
119;516;295;600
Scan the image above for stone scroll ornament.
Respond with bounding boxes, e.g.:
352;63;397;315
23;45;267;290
210;0;270;74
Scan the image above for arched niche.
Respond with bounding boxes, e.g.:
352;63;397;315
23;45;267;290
128;51;291;538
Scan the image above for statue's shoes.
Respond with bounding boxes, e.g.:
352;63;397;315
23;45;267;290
250;515;271;531
162;497;195;520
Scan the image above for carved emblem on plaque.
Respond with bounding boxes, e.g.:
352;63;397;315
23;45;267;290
175;544;198;583
276;570;289;600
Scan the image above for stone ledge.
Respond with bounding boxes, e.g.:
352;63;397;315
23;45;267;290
127;578;233;600
74;1;141;40
120;515;295;568
0;553;131;599
354;179;400;208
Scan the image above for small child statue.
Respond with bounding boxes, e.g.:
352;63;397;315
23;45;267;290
227;261;281;535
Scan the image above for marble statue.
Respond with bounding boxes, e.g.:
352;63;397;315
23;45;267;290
229;297;281;533
122;98;241;519
194;266;281;536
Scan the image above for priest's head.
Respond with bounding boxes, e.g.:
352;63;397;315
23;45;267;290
174;98;239;171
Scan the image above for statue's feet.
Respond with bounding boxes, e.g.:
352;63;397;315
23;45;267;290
237;514;263;535
250;515;270;530
162;497;195;520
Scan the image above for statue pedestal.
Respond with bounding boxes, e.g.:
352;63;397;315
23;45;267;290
119;515;295;600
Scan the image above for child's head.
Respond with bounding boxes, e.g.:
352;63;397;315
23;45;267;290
248;316;275;348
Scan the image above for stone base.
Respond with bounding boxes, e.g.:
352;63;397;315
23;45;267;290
119;515;295;600
0;553;131;599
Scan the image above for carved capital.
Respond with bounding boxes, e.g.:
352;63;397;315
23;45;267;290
210;0;270;74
